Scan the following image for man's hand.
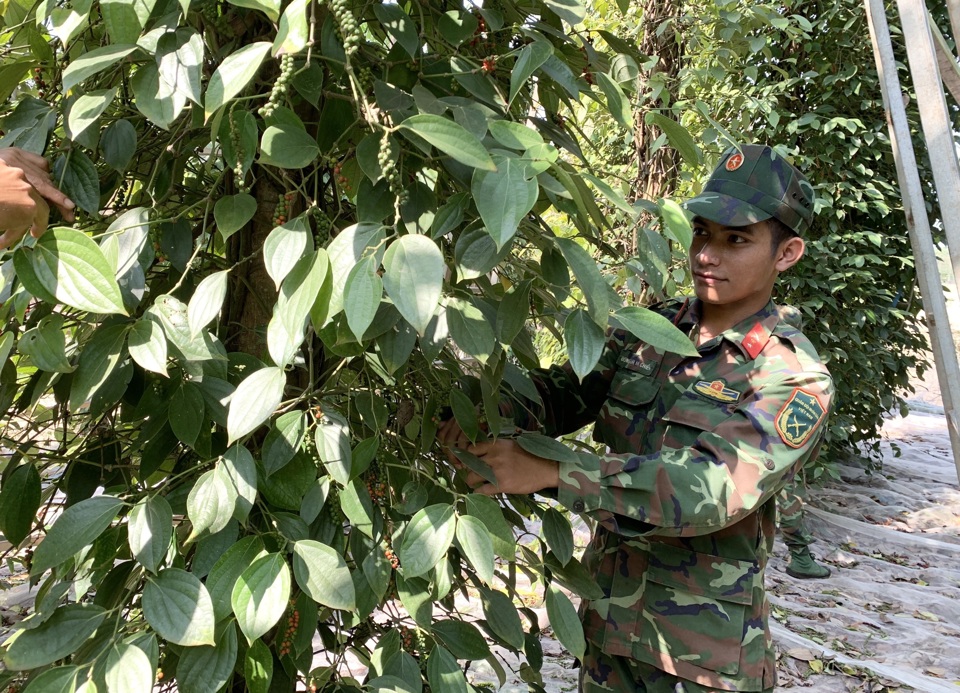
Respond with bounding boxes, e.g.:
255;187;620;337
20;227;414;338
461;438;560;496
0;148;76;249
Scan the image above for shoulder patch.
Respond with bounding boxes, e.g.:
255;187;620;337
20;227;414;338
775;388;827;448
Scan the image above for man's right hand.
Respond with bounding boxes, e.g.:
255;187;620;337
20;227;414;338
0;147;76;249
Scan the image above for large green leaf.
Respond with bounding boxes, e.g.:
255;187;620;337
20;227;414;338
373;2;418;57
21;228;126;314
143;568;216;646
545;586;585;659
431;620;491;660
269;249;329;366
2;604;106;670
314;410;352;485
103;642;154;693
563;308;605;379
660;197;693;250
595;71;632;129
244;639;274;693
646;112;701;167
343;255;382;340
399;114;495;171
187;467;237;540
19;666;80;692
426;647;468;693
292;540;356;610
221;443;258;522
176;623;239;693
399;503;456;578
156;29;204;105
472;153;539;249
102;118;138;172
69;323;127;411
18;314;74;373
382;235;444;335
262;410;306;476
463;495;516;559
187;270;229;335
611;306;699;357
260;124;320;169
446;298;495;364
65;88;117;141
131;62;186;129
101;0;154;42
206;536;266;621
327;222;386;318
0;463;41;547
454;515;494;586
128;495;173;573
515;432;579;465
227;366;286;443
169;381;205;448
214;194;257;241
61;44;138;92
273;0;309;54
510;40;553;104
231;553;290;643
555;237;610;326
482;590;525;650
542;507;574;566
31;495;124;576
204;42;272;120
228;0;280;21
263;215;312;290
127;318;168;375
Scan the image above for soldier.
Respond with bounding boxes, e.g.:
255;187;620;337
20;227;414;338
440;144;833;692
0;146;75;249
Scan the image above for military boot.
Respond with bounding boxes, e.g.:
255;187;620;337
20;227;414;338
786;547;831;579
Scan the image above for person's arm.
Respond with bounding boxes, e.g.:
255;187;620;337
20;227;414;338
0;148;76;249
467;369;832;538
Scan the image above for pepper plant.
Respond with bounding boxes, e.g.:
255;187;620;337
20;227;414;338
0;0;696;690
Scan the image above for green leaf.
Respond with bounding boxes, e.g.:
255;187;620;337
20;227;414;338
19;666;80;692
496;280;531;345
204;42;272;121
426;647;468;693
102;119;138;172
611;306;699;357
273;0;309;54
431;620;491;660
128;318;168;375
19;314;74;373
454;227;510;282
542;507;574;566
228;0;280;21
260;124;320;169
545;586;585;659
188;270;229;336
131;62;186;129
231;553;290;643
215;193;257;241
515;432;579;465
128;495;173;573
69;324;127;411
555;237;610;326
187;468;238;540
170;381;205;448
2;604;106;670
244;639;274;693
327;222;386;317
314;410;352;485
61;44;138;92
582;172;636;216
66;88;117;141
157;29;204;106
143;568;216;646
102;206;151;277
101;0;154;42
0;463;41;547
343;255;383;340
399;503;456;579
660;198;693;250
103;642;154;693
543;0;585;25
227;366;286;443
176;623;239;693
373;2;418;56
292;540;356;610
595;72;632;129
151;294;219;361
472;153;539;249
564;308;605;379
446;298;495;364
482;590;525;650
264;215;312;290
206;536;266;621
31;495;124;576
509;40;553;105
488;120;544;150
54;150;100;214
646;113;701;167
399;114;496;171
270;249;329;366
464;495;515;559
221;443;258;522
382;235;444;336
454;515;494;586
21;228;125;314
263;410;306;476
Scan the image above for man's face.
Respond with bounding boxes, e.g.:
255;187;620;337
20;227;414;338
688;217;782;311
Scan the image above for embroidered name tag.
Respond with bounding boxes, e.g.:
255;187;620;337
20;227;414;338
693;379;741;403
620;352;655;374
775;388;827;448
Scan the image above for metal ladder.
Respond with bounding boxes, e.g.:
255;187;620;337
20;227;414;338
865;0;960;483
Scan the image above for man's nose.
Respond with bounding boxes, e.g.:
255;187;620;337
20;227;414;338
693;238;719;265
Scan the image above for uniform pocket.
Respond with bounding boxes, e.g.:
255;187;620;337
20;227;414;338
662;393;733;433
608;369;660;407
634;544;760;676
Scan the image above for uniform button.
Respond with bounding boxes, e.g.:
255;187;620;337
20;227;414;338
764;458;775;470
572;499;585;512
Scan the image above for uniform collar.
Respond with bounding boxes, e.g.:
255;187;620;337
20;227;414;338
675;298;780;361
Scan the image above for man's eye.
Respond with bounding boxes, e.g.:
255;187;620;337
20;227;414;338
693;227;708;236
730;235;746;244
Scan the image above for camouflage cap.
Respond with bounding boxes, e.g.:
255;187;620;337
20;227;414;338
683;144;815;235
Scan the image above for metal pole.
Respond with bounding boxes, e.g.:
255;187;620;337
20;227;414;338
864;0;960;484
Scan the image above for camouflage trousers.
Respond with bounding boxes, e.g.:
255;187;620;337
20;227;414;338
579;642;774;693
778;479;814;551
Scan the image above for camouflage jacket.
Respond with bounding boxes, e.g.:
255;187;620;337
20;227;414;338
507;298;833;691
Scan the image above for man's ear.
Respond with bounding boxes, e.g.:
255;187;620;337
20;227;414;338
775;236;805;272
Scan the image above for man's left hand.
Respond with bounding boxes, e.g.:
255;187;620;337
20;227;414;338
460;438;560;496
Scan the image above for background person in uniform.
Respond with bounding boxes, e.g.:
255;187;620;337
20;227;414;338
440;144;833;692
0;146;75;249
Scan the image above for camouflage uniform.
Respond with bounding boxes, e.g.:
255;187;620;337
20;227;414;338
505;297;833;691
